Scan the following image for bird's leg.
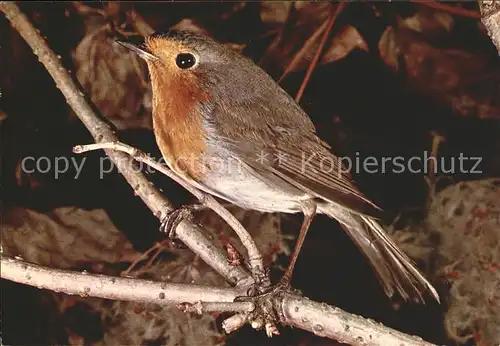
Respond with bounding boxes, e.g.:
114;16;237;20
278;199;317;288
235;199;317;302
160;203;206;238
234;200;317;334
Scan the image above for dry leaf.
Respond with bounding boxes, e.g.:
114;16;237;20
72;20;152;130
379;23;500;120
320;25;368;64
403;10;454;37
171;18;210;36
1;207;138;268
260;2;293;25
378;26;399;71
260;2;363;77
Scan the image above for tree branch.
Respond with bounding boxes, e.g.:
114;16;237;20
478;0;500;52
0;257;243;305
0;0;252;289
411;1;481;19
178;301;254;314
280;294;435;346
1;257;437;346
0;3;439;344
73;142;266;285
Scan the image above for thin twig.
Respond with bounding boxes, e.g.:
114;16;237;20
1;257;243;304
0;1;252;288
222;314;249;334
411;1;481;19
73;141;267;285
144;242;168;268
122;240;164;276
295;2;346;103
425;131;446;207
278;18;329;83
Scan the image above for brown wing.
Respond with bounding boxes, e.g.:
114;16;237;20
267;143;382;217
209;99;382;218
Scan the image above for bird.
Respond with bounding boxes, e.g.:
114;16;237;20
117;29;439;303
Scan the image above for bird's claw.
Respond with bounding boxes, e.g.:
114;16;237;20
234;278;292;303
160;203;204;238
233;280;295;337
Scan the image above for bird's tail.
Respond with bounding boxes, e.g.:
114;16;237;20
319;203;440;303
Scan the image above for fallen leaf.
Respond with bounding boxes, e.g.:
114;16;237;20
1;207;138;268
72;19;152;130
321;25;368;64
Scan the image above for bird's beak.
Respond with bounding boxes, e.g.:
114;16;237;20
115;40;159;62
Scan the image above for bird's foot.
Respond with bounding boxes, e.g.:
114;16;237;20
160;203;204;239
235;276;294;303
233;278;298;337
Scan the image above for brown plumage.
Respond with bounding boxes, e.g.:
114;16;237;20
117;30;440;303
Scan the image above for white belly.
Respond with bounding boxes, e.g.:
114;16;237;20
190;151;309;213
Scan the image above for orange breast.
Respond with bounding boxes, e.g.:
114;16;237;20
151;70;211;181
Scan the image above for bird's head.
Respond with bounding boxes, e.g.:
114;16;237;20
116;30;273;111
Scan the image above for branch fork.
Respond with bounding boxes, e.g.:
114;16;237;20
73;141;268;287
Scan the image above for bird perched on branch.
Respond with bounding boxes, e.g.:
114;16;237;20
117;29;439;303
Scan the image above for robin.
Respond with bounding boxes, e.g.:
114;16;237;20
117;30;439;303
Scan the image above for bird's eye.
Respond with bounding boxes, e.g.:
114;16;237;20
175;53;197;69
